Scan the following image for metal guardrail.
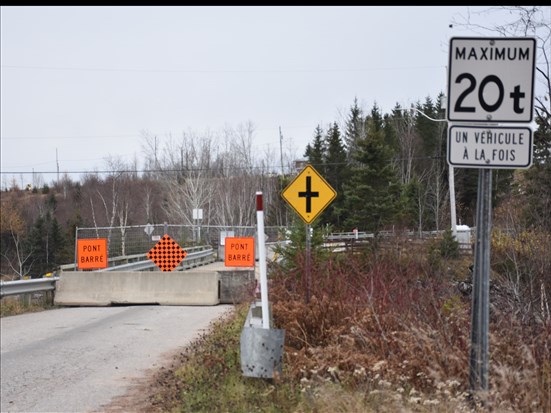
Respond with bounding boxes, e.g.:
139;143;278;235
58;253;149;272
325;230;448;241
58;245;214;272
325;231;375;241
0;277;60;298
97;246;215;272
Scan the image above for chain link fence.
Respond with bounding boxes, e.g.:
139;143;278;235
75;224;287;261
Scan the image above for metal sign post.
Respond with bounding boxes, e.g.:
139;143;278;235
469;169;492;394
193;209;203;243
446;36;536;398
305;224;311;304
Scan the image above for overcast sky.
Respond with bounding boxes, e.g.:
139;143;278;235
1;6;548;187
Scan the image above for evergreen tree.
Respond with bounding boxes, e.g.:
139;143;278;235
304;125;325;170
520;115;551;230
26;194;67;276
455;168;479;226
27;215;48;276
343;97;364;163
415;96;441;174
343;105;401;231
382;112;400;156
398;177;426;231
414;95;449;230
273;214;327;273
323;122;348;229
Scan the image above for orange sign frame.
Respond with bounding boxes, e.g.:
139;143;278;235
224;237;255;267
77;238;108;270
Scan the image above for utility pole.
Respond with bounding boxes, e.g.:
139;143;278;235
440;96;457;238
397;107;456;236
154;136;158;170
56;148;60;185
279;126;284;175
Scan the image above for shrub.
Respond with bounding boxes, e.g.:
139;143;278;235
439;229;460;259
270;244;550;411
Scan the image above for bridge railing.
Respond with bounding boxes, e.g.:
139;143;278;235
96;245;215;272
324;229;473;253
74;224;286;261
2;246;216;299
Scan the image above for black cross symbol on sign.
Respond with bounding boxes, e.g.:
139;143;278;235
298;176;319;213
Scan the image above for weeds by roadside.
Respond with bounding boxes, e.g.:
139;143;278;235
270;240;550;412
146;304;300;413
0;294;55;317
152;236;549;412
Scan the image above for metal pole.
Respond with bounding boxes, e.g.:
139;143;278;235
256;192;270;329
279;126;284;176
480;168;492;392
74;226;79;270
400;106;457;237
56;148;60;186
449;165;458;238
469;168;492;396
469;170;483;392
305;224;311;304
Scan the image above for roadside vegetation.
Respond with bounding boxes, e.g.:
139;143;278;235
140;228;549;413
0;293;56;317
3;6;548;282
0;6;549;412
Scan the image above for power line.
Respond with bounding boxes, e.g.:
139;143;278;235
1;64;446;74
0;157;444;175
1;134;140;140
1;126;314;140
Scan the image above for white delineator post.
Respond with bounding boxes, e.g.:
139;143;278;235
256;191;270;329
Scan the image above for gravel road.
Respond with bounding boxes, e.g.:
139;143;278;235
1;305;232;413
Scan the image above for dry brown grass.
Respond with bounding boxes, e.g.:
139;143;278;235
270;242;551;412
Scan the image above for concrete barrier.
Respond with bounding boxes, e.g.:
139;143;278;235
54;270;220;306
219;270;255;304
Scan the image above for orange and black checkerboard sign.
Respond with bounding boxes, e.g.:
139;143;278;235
147;234;187;272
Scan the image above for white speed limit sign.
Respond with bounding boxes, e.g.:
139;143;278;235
447;37;536;123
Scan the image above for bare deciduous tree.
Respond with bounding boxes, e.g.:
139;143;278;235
0;200;34;279
451;6;550;126
391;107;420;186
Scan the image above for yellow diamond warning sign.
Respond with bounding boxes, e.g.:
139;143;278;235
147;234;187;272
281;164;337;224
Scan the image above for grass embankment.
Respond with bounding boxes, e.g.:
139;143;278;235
155;233;551;413
146;237;551;412
0;293;55;317
146;304;300;412
4;236;548;410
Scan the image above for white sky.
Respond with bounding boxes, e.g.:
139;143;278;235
1;6;548;187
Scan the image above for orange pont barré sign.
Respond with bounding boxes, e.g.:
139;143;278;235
77;238;108;270
224;237;255;267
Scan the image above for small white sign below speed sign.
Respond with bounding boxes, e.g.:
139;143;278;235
447;37;536;123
